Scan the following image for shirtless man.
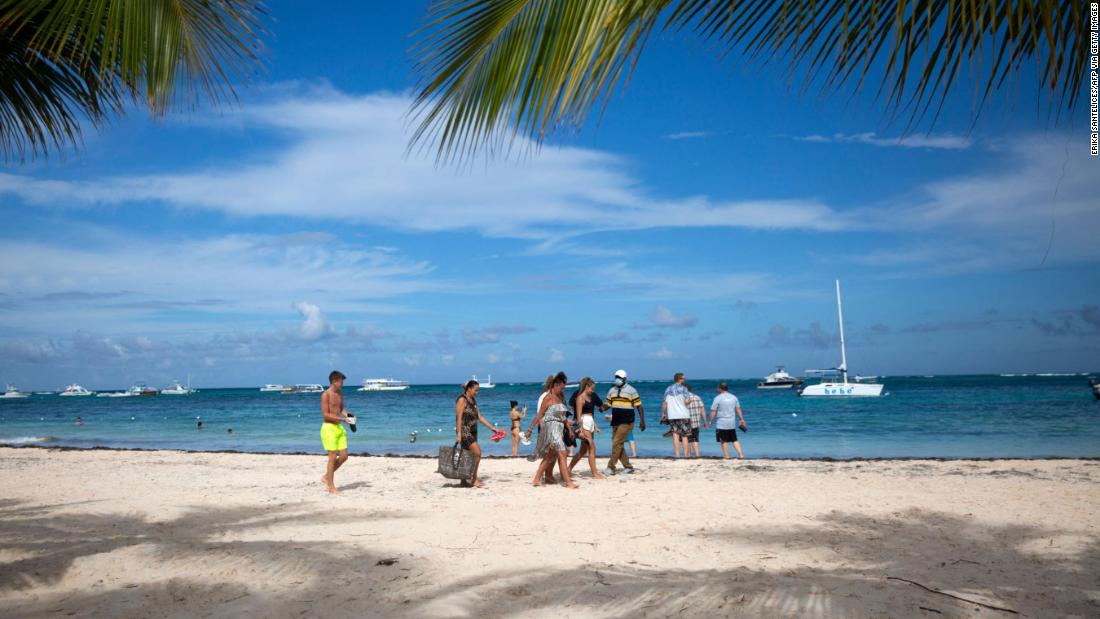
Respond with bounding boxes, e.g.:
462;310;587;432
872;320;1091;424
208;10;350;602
320;370;352;494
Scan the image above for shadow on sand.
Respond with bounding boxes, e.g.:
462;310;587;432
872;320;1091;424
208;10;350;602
0;500;1096;618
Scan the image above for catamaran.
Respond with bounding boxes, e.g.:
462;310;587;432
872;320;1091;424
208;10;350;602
798;280;885;397
358;378;410;392
259;384;287;392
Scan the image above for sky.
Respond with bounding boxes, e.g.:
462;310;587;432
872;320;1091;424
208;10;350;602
1;2;1098;389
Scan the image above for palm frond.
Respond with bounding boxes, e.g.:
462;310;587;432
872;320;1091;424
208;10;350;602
411;0;1089;162
0;0;267;161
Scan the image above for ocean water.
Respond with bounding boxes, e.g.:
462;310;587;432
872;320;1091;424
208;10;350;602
1;375;1098;459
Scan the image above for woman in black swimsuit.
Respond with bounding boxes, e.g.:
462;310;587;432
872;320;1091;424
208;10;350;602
454;380;500;488
568;377;607;479
509;400;527;456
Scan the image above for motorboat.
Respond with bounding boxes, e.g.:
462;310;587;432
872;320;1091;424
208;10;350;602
0;385;30;399
472;374;495;389
1090;377;1100;401
282;384;324;394
798;280;885;398
259;384;286;392
161;380;195;395
59;384;95;397
127;382;160;396
358;378;410;392
757;366;803;389
96;391;131;398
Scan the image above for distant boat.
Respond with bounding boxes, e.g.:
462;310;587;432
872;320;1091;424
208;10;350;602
161;380;195;395
1090;378;1100;401
283;384;324;394
128;382;160;396
0;385;30;399
59;384;95;397
96;391;131;398
799;280;885;398
358;378;409;392
757;366;803;389
472;374;495;389
259;384;286;392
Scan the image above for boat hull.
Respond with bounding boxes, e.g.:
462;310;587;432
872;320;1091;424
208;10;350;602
757;381;803;389
799;382;884;397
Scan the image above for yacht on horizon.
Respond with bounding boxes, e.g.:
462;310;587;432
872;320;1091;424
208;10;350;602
358;378;410;392
757;366;804;389
0;385;30;399
59;384;94;397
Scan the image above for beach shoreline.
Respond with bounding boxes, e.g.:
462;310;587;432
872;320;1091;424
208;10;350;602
1;447;1097;618
4;442;1100;462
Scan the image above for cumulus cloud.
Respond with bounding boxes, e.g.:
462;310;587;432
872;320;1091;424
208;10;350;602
293;302;335;341
642;305;698;329
764;322;836;349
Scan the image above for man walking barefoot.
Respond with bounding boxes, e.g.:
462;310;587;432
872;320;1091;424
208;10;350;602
709;382;747;460
320;370;352;494
662;373;693;458
685;383;707;458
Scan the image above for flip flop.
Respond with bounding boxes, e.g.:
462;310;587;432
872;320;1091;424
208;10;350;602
490;429;507;442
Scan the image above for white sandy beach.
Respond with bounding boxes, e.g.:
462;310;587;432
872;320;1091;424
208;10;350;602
0;447;1097;618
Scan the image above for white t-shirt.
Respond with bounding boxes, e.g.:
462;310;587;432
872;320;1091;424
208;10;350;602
710;392;741;429
664;394;690;420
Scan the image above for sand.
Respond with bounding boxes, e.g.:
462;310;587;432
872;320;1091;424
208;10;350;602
0;447;1098;618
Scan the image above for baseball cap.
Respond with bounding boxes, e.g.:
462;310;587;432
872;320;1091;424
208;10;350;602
614;369;627;380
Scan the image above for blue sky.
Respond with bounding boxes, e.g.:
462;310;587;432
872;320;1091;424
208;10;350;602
1;2;1098;389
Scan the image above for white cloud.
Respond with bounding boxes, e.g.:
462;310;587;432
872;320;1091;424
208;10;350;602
793;132;973;150
0;86;855;246
844;134;1100;272
663;131;714;140
0;230;440;336
549;348;564;362
646;347;674;359
293;302;334;341
645;305;698;329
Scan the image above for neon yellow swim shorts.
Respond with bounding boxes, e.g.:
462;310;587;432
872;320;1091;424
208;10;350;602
320;422;347;452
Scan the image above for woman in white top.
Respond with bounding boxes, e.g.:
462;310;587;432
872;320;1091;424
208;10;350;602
567;377;606;479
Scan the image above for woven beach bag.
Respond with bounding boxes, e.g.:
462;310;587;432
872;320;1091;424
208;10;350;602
437;442;475;480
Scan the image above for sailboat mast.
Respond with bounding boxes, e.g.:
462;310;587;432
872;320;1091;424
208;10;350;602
835;279;848;384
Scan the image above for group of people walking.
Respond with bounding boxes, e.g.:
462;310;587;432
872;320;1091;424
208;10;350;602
318;368;748;493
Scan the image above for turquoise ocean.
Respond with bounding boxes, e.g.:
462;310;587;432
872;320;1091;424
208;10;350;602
1;375;1098;459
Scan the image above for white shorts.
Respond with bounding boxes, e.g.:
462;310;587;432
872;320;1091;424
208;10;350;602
580;414;595;433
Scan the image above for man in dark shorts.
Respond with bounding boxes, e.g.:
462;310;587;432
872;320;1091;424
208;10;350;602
709;382;747;460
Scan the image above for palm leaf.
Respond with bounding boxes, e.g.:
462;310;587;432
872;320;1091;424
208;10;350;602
0;0;267;161
411;0;1089;162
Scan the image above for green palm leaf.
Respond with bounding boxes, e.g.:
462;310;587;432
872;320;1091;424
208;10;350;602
0;0;267;162
411;0;1089;162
